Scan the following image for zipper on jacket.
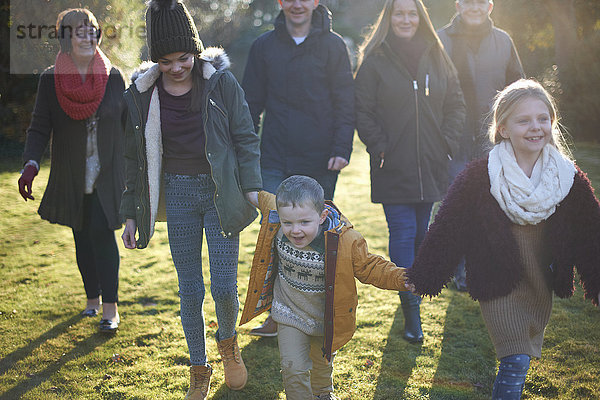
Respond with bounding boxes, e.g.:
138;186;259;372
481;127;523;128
204;95;227;237
414;80;425;201
209;98;227;119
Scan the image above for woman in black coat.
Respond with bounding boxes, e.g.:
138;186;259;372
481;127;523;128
354;0;465;343
18;8;125;332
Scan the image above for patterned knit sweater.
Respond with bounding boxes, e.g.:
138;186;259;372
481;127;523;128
271;228;326;336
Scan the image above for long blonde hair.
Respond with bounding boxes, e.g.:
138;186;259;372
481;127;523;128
356;0;443;70
488;79;572;158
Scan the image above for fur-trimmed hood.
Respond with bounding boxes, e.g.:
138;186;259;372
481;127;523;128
130;47;231;93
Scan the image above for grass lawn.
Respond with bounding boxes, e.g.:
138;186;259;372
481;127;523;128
1;139;599;400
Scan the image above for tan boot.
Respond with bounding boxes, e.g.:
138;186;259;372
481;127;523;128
184;364;212;400
216;334;247;390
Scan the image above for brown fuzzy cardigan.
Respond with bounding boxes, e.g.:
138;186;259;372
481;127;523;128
406;157;600;306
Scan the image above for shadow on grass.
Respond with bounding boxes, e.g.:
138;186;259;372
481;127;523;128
0;314;112;400
373;304;423;399
211;335;282;400
430;289;496;400
0;314;84;376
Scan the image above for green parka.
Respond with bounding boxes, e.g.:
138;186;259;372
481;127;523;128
120;48;261;248
355;38;466;204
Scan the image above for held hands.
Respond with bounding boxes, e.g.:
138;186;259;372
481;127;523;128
18;164;38;201
122;219;138;249
327;156;349;171
245;191;259;208
406;282;418;295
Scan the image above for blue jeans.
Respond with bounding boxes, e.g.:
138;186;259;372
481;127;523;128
383;203;433;269
261;168;339;201
492;354;530;399
164;173;240;366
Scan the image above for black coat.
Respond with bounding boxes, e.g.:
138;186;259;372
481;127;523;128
242;5;354;176
355;39;466;204
22;66;126;231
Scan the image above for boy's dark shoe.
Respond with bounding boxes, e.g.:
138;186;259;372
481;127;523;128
249;314;278;337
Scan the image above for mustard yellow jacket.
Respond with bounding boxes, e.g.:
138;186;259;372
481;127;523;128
240;191;407;360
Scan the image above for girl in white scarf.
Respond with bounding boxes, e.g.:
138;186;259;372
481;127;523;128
486;79;580;399
488;79;576;226
407;79;600;400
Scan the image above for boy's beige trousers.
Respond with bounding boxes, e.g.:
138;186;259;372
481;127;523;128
277;323;335;399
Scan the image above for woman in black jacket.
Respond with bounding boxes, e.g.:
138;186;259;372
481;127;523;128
355;0;465;343
18;8;125;333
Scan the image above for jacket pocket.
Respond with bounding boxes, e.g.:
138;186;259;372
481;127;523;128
334;293;358;321
333;293;358;345
209;98;227;119
208;98;231;145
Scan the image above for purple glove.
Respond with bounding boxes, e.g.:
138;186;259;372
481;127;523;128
18;164;38;201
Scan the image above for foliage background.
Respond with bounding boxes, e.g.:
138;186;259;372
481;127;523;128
1;0;600;154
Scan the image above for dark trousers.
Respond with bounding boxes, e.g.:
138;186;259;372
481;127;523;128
72;191;120;303
261;168;339;201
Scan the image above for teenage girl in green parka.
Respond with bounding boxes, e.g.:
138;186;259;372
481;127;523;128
119;1;261;398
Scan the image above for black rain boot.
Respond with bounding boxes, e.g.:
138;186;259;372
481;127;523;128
399;291;423;343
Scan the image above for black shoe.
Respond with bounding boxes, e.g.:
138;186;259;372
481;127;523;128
99;315;120;333
399;292;424;343
81;308;99;317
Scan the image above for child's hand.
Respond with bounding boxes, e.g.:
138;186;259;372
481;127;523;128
406;282;417;295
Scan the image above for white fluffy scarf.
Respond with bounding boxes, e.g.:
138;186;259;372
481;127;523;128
488;141;576;225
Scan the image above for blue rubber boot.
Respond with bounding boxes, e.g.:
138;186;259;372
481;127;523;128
399;291;423;343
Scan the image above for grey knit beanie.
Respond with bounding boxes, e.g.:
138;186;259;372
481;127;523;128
146;0;204;62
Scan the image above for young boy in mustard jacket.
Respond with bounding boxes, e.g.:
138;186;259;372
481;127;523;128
240;175;408;399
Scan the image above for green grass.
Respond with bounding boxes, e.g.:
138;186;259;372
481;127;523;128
1;139;599;400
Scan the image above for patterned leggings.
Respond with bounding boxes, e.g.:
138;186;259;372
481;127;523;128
492;354;531;399
164;173;240;366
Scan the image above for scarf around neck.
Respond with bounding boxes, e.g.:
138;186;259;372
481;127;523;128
54;49;111;120
488;141;576;225
386;31;428;79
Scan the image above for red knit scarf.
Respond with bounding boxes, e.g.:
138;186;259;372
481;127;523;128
54;49;111;120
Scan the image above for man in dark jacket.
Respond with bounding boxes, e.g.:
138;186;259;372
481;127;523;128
242;0;354;201
242;0;354;336
438;0;524;290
